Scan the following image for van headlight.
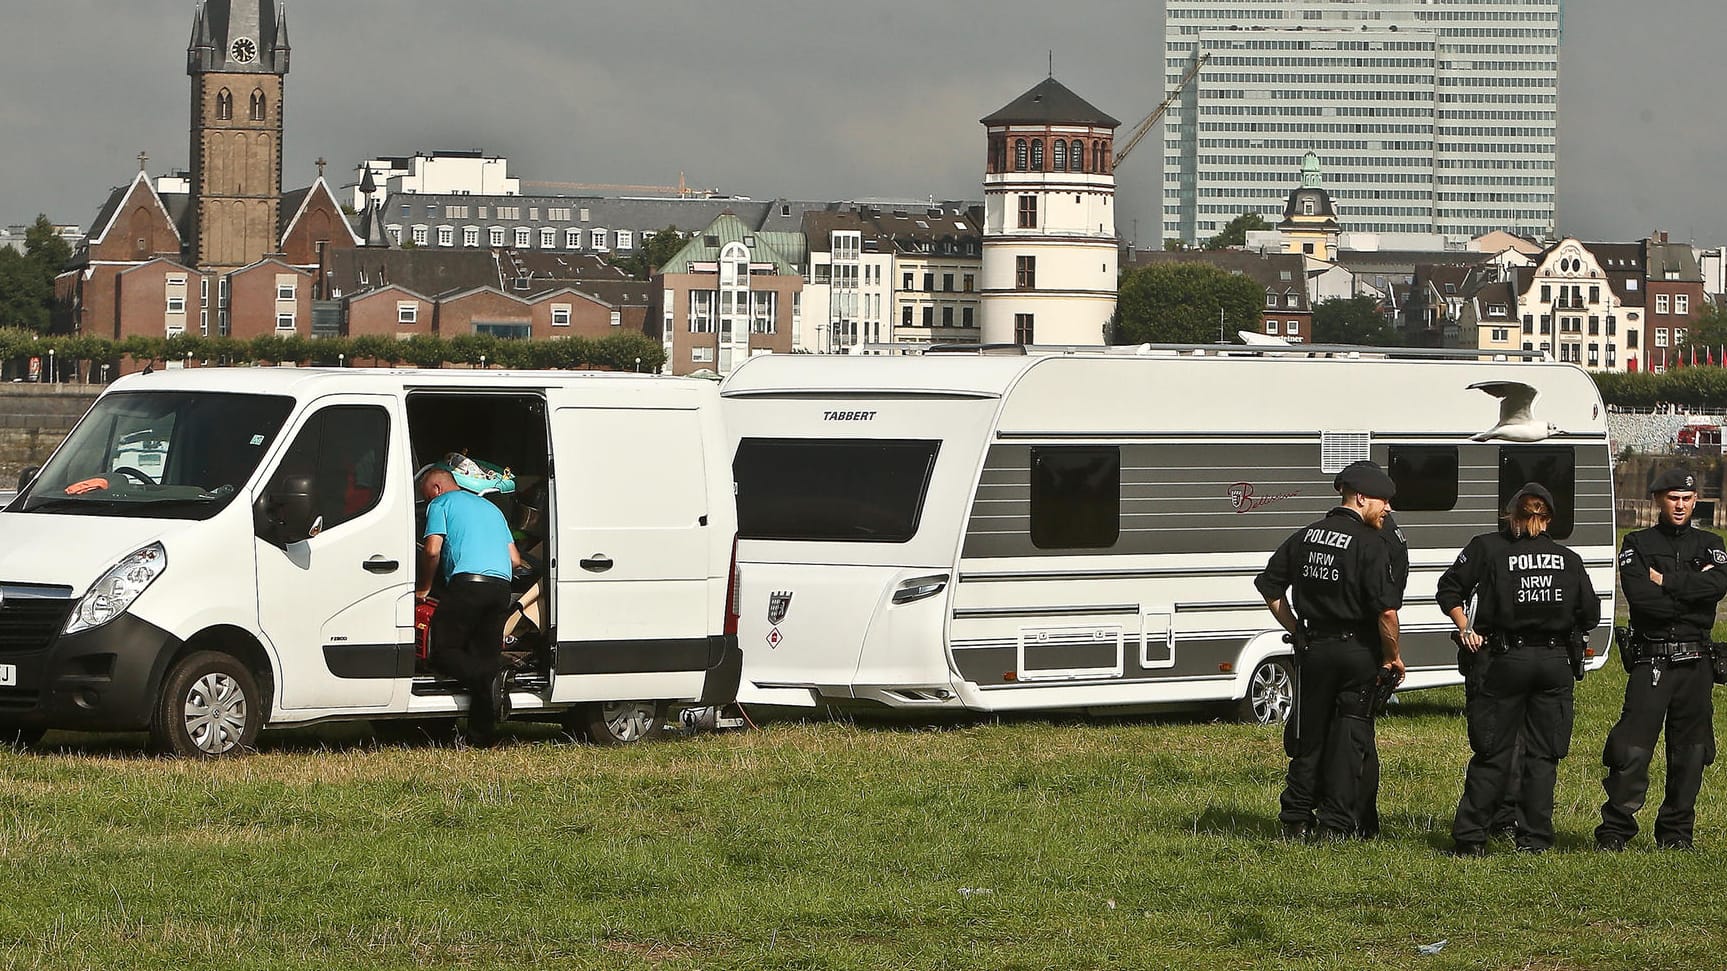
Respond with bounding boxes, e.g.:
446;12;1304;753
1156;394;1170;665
65;544;167;635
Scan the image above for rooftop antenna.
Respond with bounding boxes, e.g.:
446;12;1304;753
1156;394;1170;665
1048;50;1054;78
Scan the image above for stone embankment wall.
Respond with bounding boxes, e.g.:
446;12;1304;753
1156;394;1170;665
0;386;98;485
1604;409;1721;456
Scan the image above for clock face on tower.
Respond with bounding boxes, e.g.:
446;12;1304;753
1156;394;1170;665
231;37;257;64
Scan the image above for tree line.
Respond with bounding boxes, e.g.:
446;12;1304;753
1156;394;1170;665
0;328;668;381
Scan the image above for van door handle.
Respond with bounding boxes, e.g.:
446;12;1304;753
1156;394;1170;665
580;556;613;573
363;558;399;574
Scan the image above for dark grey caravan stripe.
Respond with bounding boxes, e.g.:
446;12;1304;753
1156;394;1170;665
962;441;1613;559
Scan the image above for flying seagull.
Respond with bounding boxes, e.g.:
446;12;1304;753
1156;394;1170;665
1469;380;1561;442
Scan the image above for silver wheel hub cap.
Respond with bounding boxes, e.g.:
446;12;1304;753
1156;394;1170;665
602;702;656;742
184;673;247;754
1251;663;1294;725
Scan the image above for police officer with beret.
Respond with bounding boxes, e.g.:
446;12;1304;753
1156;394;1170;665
1442;483;1598;855
1597;468;1727;851
1257;460;1407;840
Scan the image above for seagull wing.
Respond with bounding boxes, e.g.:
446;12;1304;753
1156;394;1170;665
1467;380;1539;425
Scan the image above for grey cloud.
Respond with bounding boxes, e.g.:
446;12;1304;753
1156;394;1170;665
3;0;1723;247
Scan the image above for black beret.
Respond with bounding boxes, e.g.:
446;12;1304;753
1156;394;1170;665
1333;460;1396;500
1650;468;1699;495
1509;481;1556;512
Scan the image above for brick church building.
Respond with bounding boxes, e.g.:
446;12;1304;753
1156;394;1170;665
57;1;359;354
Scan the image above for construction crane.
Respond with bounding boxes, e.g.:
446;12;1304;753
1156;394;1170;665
1114;52;1210;168
520;172;719;198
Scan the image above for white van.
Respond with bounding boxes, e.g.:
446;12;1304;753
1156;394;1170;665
720;348;1615;721
0;368;741;754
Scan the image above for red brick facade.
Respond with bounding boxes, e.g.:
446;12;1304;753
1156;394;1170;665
227;259;314;340
346;286;434;338
653;271;799;376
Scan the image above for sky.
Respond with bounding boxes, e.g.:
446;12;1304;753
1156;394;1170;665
2;0;1722;247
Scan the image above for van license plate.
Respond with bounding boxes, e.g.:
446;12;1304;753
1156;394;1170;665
0;665;13;687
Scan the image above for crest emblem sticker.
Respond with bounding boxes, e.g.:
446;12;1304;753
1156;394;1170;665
768;591;793;625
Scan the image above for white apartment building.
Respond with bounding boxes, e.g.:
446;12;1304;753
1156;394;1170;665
1163;0;1560;246
353;151;521;210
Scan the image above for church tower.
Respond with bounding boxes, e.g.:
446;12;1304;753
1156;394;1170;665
979;77;1119;346
187;0;290;273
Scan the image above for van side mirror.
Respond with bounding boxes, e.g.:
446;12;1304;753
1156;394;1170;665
254;474;317;546
16;466;40;493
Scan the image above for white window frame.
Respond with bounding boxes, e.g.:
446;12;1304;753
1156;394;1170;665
398;302;418;324
691;346;714;363
566;228;582;249
1656;327;1670;347
591;229;608;250
1656;294;1671;315
490;226;506;247
167;295;186;314
438;226;454;247
411;225;428;247
550;304;572;327
275;313;296;332
1264;320;1279;335
617;230;635;251
541;227;557;249
276;281;296;300
1677;294;1690;315
515;226;533;248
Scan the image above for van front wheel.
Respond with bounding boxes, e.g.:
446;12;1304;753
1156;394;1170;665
1237;656;1295;726
578;701;666;746
150;651;262;757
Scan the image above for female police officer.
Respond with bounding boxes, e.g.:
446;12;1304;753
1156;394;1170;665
1441;483;1598;855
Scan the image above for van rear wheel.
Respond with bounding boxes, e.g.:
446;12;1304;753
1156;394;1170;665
1237;657;1295;726
577;701;666;746
150;651;262;757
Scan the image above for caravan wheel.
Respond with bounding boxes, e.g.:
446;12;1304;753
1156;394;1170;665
578;701;666;746
1237;657;1294;726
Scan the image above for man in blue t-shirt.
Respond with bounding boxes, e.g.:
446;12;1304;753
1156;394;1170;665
416;467;523;744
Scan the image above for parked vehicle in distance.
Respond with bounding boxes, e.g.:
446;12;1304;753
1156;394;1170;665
721;346;1615;724
0;368;740;755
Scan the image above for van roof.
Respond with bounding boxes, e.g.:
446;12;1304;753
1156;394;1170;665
105;367;696;397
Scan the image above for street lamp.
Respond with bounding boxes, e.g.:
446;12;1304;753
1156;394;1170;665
47;349;55;386
634;356;641;373
100;364;110;384
479;354;487;370
338;353;345;369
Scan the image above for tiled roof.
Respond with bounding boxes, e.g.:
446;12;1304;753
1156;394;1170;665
982;77;1120;128
658;212;802;276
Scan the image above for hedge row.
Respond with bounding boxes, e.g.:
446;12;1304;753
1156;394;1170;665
0;328;669;375
1589;368;1727;410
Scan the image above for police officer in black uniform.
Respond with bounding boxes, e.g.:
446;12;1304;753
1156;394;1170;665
1436;490;1532;839
1356;506;1409;839
1442;483;1598;855
1257;460;1406;840
1597;468;1727;851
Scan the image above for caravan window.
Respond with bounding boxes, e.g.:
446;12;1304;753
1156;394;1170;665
1498;446;1574;539
734;439;939;543
1386;446;1459;512
1030;447;1120;549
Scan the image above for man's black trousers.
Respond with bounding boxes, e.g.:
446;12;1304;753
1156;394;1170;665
1281;636;1379;835
1451;645;1574;850
1597;659;1716;847
428;579;513;727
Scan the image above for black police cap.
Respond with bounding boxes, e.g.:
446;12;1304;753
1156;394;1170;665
1333;460;1396;501
1649;468;1699;495
1509;481;1556;513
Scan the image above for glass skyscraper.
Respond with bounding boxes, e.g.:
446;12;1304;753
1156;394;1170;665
1162;0;1561;245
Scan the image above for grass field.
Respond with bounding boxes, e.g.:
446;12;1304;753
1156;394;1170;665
2;672;1725;971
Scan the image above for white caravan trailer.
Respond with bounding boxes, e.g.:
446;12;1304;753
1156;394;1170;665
721;349;1615;721
0;368;740;754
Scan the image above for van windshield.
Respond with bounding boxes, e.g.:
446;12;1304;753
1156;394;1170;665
15;391;295;520
734;438;940;543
